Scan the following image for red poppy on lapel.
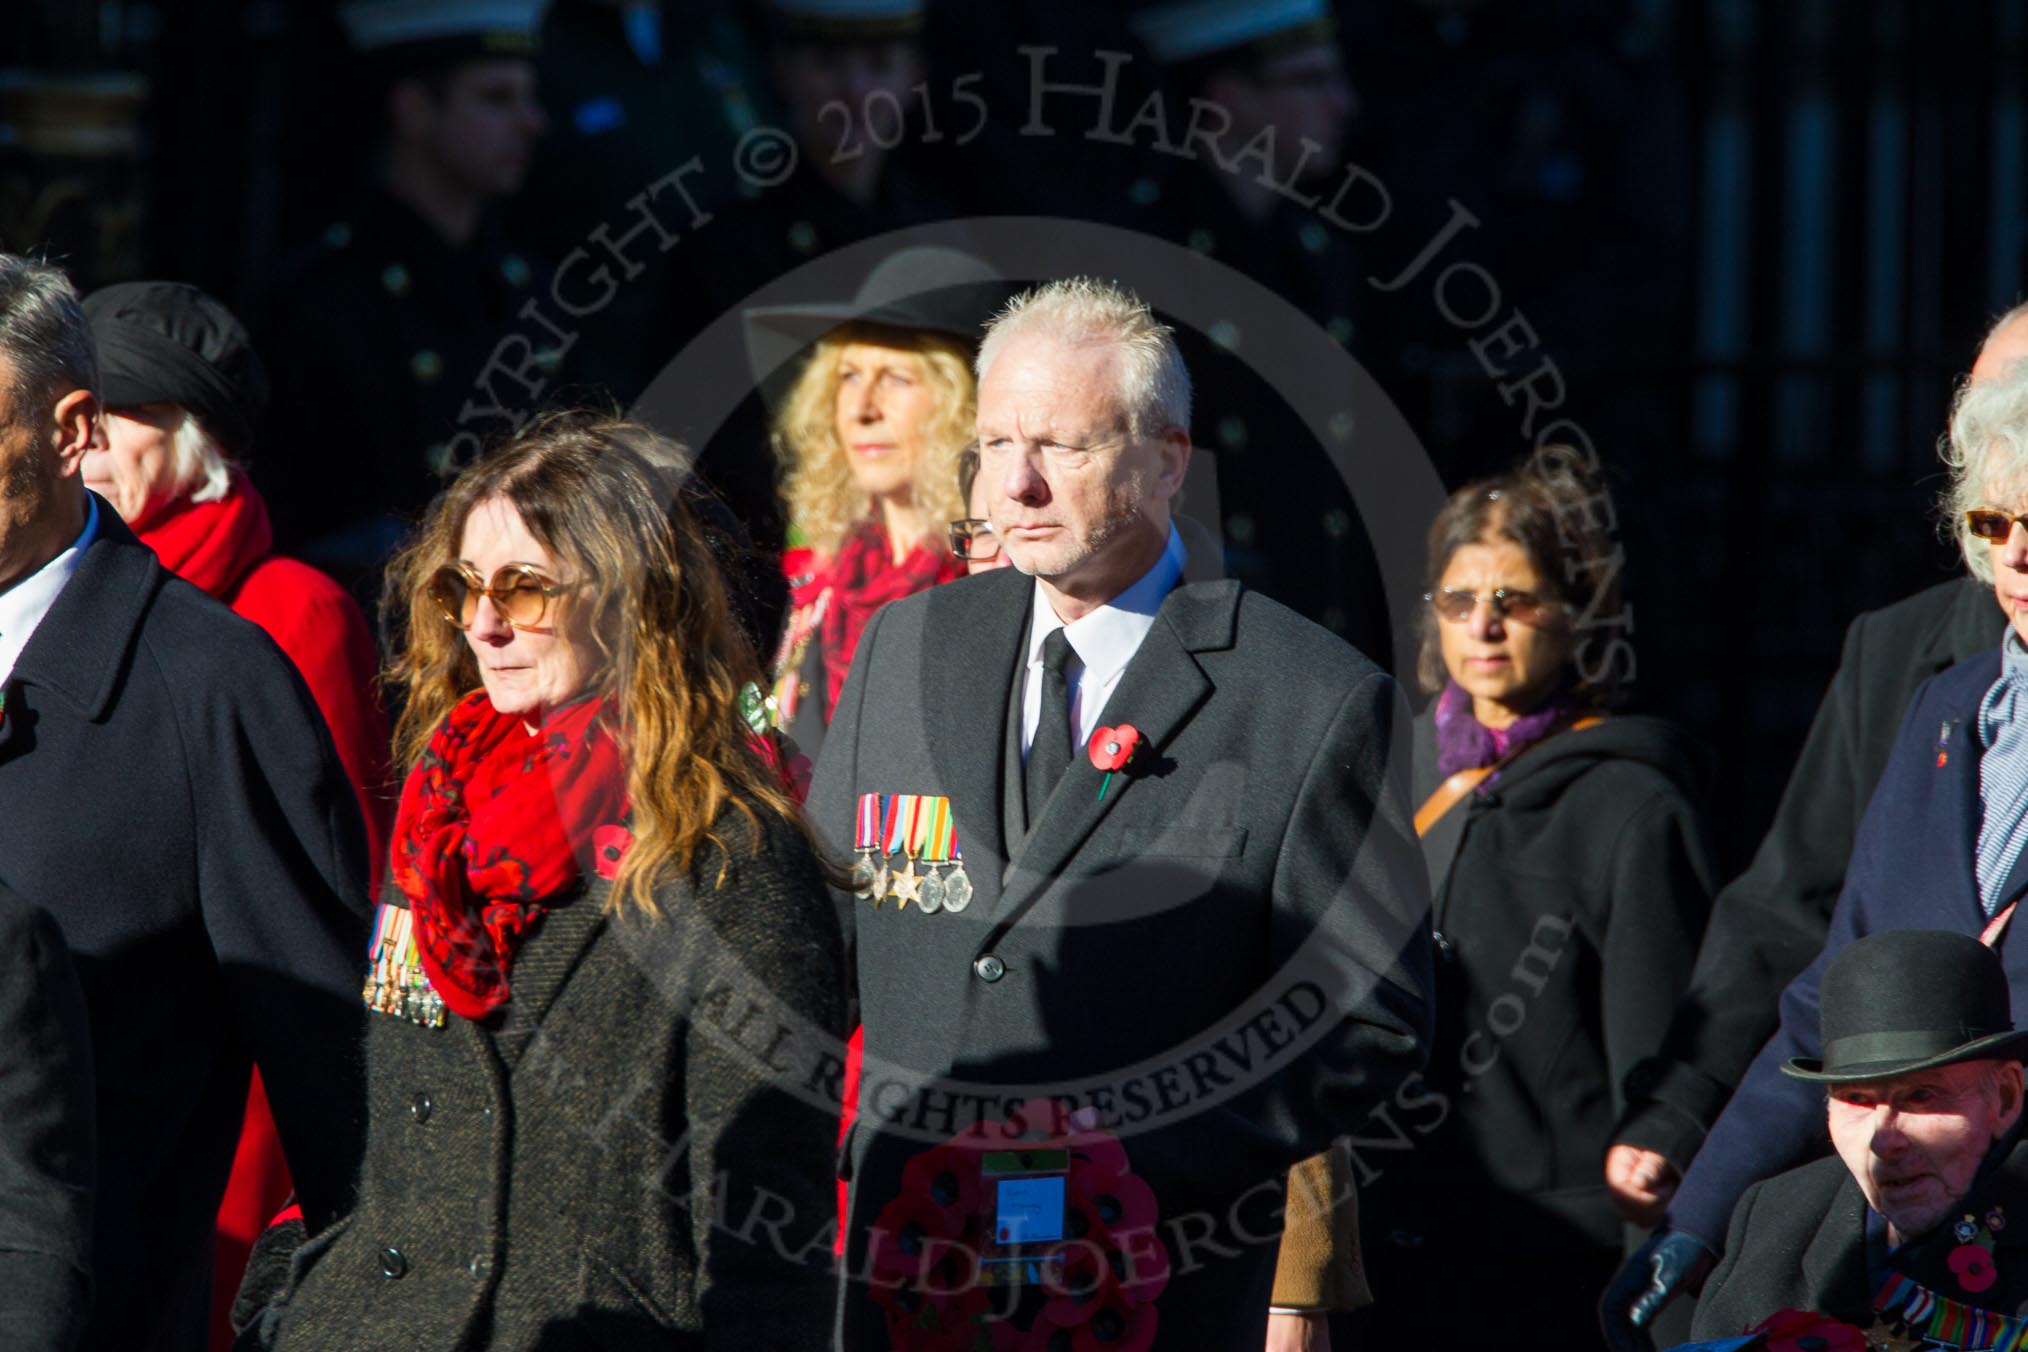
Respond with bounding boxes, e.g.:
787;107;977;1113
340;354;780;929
1088;724;1143;801
1950;1242;1999;1293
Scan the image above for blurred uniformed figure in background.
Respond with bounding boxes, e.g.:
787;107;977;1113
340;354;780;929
1120;0;1393;665
257;0;554;600
525;0;766;402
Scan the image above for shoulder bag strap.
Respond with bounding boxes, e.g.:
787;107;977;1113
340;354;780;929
1413;714;1605;839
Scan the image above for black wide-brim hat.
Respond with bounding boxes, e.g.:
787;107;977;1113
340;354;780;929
741;245;1013;395
1782;928;2028;1083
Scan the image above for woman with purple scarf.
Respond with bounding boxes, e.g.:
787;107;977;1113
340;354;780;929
1349;451;1719;1351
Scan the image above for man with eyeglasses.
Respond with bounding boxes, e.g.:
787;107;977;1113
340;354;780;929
1605;323;2028;1348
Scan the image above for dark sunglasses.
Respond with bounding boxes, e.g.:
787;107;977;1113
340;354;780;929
1967;509;2028;543
1425;587;1549;624
950;518;1001;562
427;562;575;631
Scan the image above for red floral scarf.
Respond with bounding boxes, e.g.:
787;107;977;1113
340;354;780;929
801;520;962;718
391;690;627;1021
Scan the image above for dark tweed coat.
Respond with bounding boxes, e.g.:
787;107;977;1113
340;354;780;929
245;812;849;1351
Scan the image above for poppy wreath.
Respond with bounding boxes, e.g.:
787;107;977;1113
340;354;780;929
868;1098;1170;1352
1747;1308;1870;1352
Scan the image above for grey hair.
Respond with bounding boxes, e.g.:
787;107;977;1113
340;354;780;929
173;410;234;506
975;277;1191;439
0;254;97;413
1942;358;2028;580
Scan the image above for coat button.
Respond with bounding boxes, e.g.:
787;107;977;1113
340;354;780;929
468;1253;491;1280
973;954;1006;983
411;1093;432;1123
380;1247;408;1279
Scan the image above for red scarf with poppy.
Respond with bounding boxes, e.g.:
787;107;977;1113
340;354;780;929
800;520;962;718
392;690;627;1021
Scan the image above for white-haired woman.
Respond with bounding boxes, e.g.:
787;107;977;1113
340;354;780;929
1605;357;2028;1349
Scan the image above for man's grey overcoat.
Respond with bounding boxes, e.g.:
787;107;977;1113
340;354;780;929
807;561;1434;1348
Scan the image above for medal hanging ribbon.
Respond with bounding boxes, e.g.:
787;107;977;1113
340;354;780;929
910;795;950;914
853;792;885;898
1874;1269;2028;1349
362;902;446;1029
889;794;927;909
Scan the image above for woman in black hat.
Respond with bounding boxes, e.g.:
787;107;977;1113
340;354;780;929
757;247;1007;757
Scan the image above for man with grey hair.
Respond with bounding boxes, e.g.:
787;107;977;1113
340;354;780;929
808;276;1432;1349
1606;350;2028;1350
0;253;371;1352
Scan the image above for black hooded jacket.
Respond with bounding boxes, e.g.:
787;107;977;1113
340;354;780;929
1362;711;1719;1268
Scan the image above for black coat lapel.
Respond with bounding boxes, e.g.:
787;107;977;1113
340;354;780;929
921;569;1031;873
1800;1176;1878;1322
985;579;1238;934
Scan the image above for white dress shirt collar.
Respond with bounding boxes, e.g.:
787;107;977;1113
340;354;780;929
1022;522;1187;757
0;493;100;688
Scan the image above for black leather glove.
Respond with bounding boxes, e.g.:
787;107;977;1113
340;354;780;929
230;1214;307;1335
1599;1230;1716;1352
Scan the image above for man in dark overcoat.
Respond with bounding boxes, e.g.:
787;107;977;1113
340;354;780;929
806;277;1433;1349
1693;931;2028;1346
0;255;371;1351
0;884;95;1352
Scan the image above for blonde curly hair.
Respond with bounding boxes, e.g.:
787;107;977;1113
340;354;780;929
775;322;974;559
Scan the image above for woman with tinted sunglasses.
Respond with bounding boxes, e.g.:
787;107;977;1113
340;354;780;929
1340;452;1718;1351
236;414;847;1351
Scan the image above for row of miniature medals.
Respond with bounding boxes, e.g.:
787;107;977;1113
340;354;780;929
363;902;447;1028
853;792;973;914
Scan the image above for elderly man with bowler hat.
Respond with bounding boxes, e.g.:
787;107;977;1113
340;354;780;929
807;276;1432;1350
0;255;370;1352
1693;930;2028;1345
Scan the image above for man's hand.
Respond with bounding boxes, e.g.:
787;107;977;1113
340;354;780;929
1599;1231;1715;1352
1604;1143;1681;1226
1266;1311;1330;1352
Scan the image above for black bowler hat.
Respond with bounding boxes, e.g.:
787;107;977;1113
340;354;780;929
742;245;1013;390
1782;929;2028;1083
83;281;268;461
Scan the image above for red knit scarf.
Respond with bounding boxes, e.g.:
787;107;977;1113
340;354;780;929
391;690;627;1021
136;469;272;600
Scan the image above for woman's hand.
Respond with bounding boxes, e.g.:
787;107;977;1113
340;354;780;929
1604;1143;1680;1226
1266;1311;1331;1352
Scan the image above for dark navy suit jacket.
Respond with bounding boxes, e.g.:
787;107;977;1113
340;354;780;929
1670;644;2028;1247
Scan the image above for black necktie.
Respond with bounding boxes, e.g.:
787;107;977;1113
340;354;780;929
1026;628;1078;825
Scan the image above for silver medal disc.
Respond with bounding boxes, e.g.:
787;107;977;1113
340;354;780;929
941;865;974;913
916;869;945;914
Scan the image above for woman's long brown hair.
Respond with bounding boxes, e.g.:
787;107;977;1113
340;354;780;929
383;413;808;915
